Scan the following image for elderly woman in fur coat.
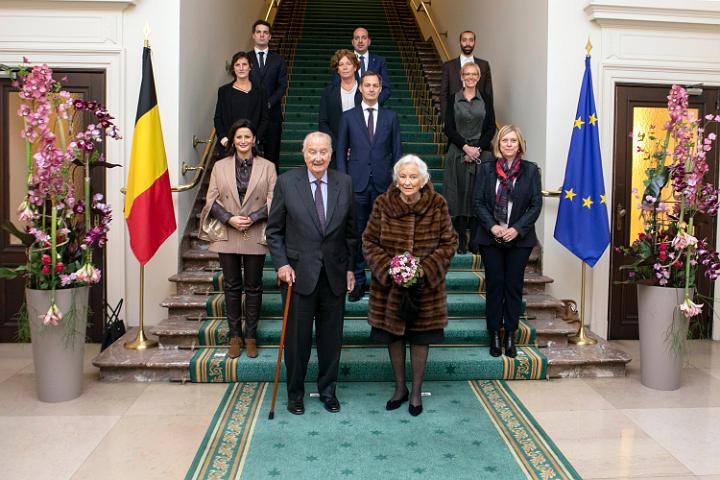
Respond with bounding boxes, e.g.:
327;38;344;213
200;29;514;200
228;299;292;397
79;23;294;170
363;154;457;416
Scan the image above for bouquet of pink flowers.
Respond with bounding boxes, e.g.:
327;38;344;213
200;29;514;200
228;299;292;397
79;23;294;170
388;252;423;287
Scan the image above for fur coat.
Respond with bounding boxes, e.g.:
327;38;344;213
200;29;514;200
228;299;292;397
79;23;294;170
363;183;457;335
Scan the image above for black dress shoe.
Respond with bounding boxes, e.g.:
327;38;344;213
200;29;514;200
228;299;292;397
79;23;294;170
489;330;502;357
348;283;366;302
408;403;423;416
504;330;517;358
287;399;305;415
385;391;409;411
321;396;341;413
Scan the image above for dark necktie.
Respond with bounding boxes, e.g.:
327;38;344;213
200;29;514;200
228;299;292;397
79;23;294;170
258;51;265;70
314;180;325;233
359;55;365;75
367;108;375;143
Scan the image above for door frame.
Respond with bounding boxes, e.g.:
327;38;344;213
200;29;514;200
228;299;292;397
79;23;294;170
608;83;719;339
1;69;109;342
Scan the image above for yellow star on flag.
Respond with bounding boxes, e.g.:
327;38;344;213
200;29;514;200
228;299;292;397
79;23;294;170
564;188;577;201
582;196;594;208
589;113;598;125
574;116;585;129
600;195;606;204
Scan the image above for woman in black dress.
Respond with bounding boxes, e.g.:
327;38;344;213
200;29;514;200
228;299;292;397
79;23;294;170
214;51;269;153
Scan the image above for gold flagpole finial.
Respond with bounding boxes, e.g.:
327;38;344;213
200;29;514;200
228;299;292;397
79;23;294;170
143;22;150;48
585;37;593;56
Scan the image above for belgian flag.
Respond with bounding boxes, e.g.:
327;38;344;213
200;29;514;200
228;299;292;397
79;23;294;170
124;46;176;265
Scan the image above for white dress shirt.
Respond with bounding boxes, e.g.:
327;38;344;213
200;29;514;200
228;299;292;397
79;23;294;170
361;101;378;132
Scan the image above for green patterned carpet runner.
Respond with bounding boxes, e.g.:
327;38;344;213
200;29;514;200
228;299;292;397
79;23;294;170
185;381;580;480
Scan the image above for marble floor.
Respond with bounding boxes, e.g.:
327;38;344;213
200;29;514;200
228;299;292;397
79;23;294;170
1;341;720;480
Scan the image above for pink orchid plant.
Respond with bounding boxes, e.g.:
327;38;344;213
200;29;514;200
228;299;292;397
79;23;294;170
617;85;720;320
0;60;121;327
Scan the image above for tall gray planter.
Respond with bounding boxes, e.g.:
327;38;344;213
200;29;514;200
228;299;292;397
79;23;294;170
26;286;89;402
636;284;688;391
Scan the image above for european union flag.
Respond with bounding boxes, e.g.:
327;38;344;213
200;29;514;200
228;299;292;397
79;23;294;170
553;55;610;267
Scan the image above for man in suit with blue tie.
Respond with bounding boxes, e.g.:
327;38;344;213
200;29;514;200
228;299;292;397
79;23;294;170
342;27;391;106
267;132;357;415
248;19;288;171
336;71;402;301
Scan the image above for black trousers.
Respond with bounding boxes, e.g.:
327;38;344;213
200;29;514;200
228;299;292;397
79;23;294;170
217;253;265;339
353;181;382;287
282;267;345;402
479;244;532;333
263;119;282;172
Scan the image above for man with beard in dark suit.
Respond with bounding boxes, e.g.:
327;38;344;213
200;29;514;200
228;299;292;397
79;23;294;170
266;131;357;416
440;30;493;119
248;19;288;171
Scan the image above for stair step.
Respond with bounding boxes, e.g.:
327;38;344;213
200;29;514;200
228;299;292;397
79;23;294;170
168;268;551;295
93;329;548;383
151;317;537;348
161;292;498;319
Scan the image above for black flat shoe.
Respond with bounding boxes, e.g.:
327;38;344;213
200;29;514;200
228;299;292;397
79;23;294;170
385;391;409;411
408;403;423;416
504;330;517;358
489;330;502;357
287;399;305;415
348;284;366;302
321;396;341;413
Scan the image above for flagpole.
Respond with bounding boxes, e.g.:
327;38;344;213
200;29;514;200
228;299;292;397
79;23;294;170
125;265;158;349
568;262;597;345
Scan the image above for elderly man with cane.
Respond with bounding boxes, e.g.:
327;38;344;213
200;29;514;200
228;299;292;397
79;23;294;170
266;131;357;416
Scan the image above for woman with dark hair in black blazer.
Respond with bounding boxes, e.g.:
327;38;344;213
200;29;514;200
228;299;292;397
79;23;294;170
318;49;362;167
214;51;269;153
474;124;542;358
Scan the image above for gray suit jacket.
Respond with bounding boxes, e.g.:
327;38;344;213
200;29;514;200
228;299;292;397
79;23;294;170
266;167;357;296
440;56;493;118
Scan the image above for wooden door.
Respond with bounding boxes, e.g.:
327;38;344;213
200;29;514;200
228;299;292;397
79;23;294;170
0;70;107;342
609;84;719;339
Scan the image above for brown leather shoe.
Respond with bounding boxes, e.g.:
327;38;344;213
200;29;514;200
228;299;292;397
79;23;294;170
228;336;243;358
245;338;258;358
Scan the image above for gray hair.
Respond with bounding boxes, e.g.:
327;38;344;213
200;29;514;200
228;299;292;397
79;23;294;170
392;154;430;186
302;131;333;154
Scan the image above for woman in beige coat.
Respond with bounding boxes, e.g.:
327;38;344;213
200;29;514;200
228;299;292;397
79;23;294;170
200;119;277;358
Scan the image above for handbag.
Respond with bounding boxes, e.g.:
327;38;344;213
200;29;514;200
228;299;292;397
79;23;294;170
396;277;426;326
101;299;126;351
199;206;228;242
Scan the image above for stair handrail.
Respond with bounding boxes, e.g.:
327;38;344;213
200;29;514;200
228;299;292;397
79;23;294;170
409;0;450;61
120;129;216;194
264;0;281;22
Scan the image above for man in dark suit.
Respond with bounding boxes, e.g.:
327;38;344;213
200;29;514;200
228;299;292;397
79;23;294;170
440;30;493;119
334;27;391;105
248;19;288;171
336;71;402;301
266;131;357;415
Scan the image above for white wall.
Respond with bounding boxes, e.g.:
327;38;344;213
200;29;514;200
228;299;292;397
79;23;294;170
0;0;271;328
415;0;549;243
176;0;266;235
543;0;602;331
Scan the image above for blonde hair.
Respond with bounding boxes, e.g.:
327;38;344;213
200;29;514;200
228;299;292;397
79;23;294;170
460;61;481;78
492;124;527;159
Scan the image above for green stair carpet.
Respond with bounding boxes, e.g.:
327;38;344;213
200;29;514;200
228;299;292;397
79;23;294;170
189;0;546;383
185;381;580;480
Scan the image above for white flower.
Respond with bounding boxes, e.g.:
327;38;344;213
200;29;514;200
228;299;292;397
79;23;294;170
42;303;62;326
671;231;698;250
679;297;703;318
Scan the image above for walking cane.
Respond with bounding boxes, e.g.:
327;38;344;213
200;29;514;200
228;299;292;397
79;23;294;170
269;282;292;420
